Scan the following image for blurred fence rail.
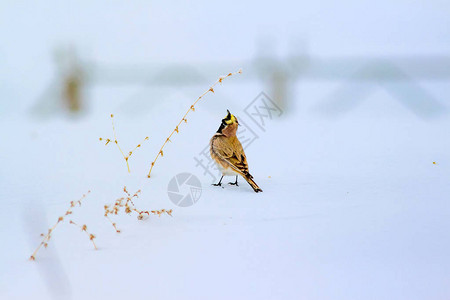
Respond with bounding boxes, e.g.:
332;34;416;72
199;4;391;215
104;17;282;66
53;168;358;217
32;48;450;118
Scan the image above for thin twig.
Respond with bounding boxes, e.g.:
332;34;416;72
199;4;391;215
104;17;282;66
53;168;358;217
147;69;242;178
100;114;149;173
69;221;98;250
30;191;91;261
104;186;173;232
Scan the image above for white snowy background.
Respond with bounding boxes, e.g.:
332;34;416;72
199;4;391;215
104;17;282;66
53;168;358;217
1;1;449;299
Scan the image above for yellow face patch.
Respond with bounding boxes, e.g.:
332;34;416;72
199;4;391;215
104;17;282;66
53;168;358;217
224;114;236;124
223;109;237;124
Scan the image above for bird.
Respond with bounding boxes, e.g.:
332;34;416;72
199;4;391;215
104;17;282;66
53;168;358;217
210;110;263;193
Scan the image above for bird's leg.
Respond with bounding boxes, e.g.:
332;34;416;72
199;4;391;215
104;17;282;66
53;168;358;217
228;175;239;186
212;176;224;186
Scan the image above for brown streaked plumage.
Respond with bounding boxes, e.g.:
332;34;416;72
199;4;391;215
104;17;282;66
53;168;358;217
210;110;262;192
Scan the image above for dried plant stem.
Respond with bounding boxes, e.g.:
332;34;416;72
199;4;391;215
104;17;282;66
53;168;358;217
69;221;97;250
146;69;242;178
122;187;151;218
29;222;59;261
111;115;130;172
30;191;92;261
104;215;121;233
104;186;173;232
100;114;149;173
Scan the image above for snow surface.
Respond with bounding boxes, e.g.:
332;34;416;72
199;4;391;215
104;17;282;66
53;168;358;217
1;78;449;300
1;1;450;299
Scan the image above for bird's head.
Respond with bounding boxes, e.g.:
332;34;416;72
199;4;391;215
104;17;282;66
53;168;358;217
217;109;239;136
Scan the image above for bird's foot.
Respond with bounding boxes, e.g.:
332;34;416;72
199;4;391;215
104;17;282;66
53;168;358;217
228;182;239;186
212;182;222;187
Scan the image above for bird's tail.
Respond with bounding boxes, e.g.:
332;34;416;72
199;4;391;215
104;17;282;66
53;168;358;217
244;174;263;193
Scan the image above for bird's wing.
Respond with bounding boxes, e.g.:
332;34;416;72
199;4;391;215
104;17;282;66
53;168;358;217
212;136;250;176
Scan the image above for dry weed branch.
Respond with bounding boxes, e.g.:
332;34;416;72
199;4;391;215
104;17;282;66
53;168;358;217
104;186;172;233
99;114;149;173
30;191;96;261
146;69;242;178
69;221;97;250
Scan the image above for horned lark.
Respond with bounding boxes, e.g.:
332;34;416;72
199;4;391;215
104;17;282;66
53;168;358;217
210;110;263;193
